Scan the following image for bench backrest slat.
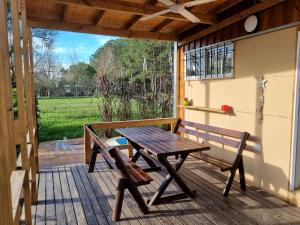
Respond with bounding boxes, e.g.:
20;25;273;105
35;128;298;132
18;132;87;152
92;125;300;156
178;127;241;148
181;120;244;139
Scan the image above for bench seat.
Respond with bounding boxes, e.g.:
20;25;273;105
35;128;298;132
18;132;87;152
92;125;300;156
192;152;233;172
127;162;153;185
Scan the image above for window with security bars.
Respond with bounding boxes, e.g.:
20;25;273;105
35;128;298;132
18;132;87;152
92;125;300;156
184;42;234;80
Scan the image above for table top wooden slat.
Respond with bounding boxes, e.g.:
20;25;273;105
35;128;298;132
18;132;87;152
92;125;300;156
116;126;210;157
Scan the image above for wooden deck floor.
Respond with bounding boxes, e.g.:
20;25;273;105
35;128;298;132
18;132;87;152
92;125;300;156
33;139;300;225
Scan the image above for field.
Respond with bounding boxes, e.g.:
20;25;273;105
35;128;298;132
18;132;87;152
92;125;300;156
38;97;171;142
38;97;100;142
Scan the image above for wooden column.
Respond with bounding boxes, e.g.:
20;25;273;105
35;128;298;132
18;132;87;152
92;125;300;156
84;125;92;164
0;0;15;224
11;0;32;223
176;46;185;120
28;28;40;173
20;0;37;204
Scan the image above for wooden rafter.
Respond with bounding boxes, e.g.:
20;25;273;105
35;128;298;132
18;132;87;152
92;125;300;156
50;0;215;24
178;22;199;34
125;0;158;30
94;10;105;26
28;17;178;41
151;19;173;32
60;4;68;21
210;0;243;15
124;16;143;30
179;0;286;46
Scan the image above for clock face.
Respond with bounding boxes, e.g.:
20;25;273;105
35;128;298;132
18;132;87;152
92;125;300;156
244;15;258;33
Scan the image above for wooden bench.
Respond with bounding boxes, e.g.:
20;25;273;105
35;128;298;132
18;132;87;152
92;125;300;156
174;119;250;197
86;125;152;221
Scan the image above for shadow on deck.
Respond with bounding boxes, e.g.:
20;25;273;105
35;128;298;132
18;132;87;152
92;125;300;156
33;139;300;225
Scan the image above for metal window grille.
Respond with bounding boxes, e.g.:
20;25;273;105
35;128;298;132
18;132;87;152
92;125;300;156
184;42;234;80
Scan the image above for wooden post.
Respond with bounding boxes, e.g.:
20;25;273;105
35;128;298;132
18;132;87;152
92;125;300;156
177;46;185;121
0;0;15;224
11;0;32;223
20;0;37;204
28;28;40;173
84;125;92;164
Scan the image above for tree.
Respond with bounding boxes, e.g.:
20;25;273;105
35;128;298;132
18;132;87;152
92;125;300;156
91;38;174;122
35;51;62;97
63;62;97;96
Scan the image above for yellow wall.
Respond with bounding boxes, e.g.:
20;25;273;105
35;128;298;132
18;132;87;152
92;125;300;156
181;27;298;202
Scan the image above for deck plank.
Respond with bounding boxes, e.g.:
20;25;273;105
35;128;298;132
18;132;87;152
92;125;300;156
80;164;122;225
35;171;46;225
45;170;56;225
64;166;88;225
31;203;36;225
70;165;101;225
60;167;78;225
53;168;67;225
76;165;110;225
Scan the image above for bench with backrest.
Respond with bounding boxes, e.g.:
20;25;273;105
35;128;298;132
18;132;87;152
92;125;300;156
86;125;152;221
173;119;250;197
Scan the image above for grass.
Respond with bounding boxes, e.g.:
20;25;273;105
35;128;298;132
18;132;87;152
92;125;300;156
38;97;172;142
38;97;100;142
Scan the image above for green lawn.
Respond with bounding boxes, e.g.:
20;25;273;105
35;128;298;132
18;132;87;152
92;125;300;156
38;97;100;142
38;97;171;142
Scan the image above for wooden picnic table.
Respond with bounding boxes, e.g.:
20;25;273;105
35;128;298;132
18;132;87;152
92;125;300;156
116;126;210;205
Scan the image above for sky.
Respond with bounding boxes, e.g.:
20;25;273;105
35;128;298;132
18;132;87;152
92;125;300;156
53;31;118;69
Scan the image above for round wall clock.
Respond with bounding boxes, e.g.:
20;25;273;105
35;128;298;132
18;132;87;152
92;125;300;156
244;15;259;33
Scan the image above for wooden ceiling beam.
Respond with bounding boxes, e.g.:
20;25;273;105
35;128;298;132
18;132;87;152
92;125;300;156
178;0;286;46
124;16;143;30
178;23;199;34
210;0;243;15
27;17;178;41
60;4;68;22
124;0;158;30
151;19;173;32
50;0;215;24
94;10;105;26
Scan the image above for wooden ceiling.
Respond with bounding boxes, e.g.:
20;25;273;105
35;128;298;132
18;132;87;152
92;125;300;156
25;0;286;42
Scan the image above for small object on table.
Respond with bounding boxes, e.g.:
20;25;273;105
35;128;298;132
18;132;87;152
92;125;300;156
106;136;133;158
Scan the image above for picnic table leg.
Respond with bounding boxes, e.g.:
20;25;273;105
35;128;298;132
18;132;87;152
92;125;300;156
131;151;141;162
88;145;99;173
129;140;161;171
113;179;126;221
238;157;246;191
148;153;194;205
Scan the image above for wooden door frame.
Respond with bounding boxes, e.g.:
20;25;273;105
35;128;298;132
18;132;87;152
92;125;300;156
290;30;300;190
